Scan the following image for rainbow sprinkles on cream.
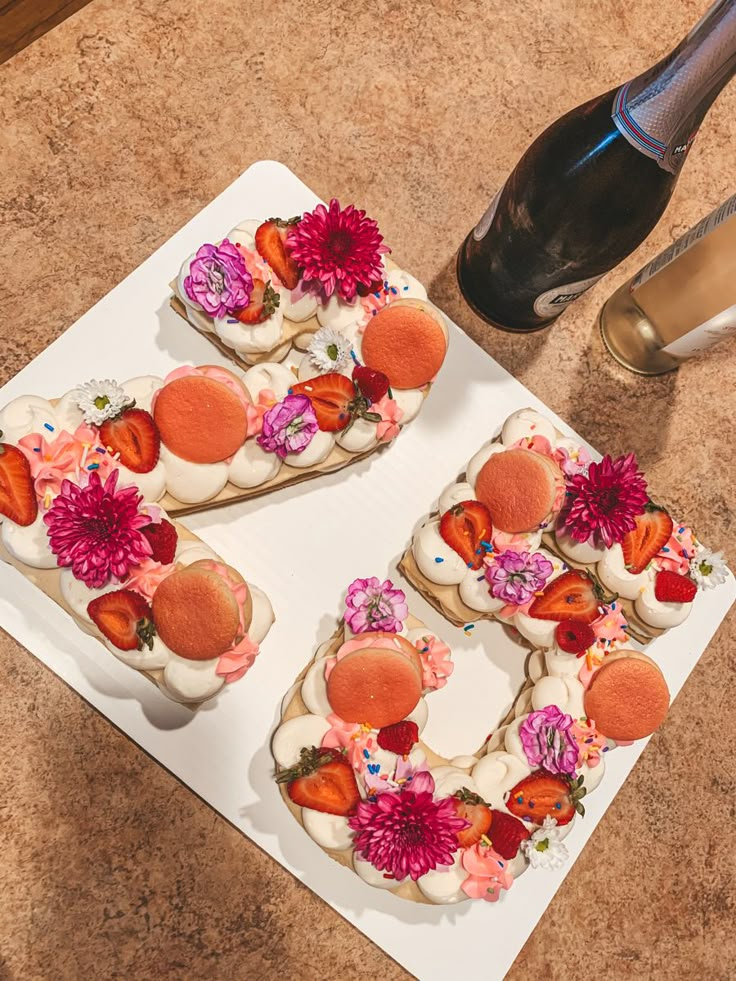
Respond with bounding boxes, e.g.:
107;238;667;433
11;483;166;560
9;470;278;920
271;408;728;905
0;197;450;705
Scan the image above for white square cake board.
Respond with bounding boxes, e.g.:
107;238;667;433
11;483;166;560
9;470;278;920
1;162;733;981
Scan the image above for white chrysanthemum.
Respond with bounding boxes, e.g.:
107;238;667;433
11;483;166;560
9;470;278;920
521;816;569;871
307;327;352;372
74;379;132;426
690;548;729;590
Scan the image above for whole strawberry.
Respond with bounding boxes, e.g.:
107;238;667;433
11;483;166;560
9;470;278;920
376;720;419;756
352;365;390;405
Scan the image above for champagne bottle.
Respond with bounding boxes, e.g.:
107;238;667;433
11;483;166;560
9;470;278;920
600;193;736;373
457;0;736;333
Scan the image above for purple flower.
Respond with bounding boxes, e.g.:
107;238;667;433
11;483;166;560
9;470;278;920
485;550;554;606
183;239;253;318
348;772;467;881
519;706;580;776
256;394;318;459
44;470;152;589
344;577;408;633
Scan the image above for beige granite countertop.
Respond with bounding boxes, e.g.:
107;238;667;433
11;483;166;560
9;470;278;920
1;1;735;978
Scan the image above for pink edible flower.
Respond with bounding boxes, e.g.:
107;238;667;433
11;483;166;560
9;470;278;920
560;452;648;548
344;577;408;633
519;706;580;776
44;469;152;588
460;842;514;902
183;239;253;318
554;443;593;477
348;772;467;882
485;550;554;606
286;199;389;302
256;394;318;459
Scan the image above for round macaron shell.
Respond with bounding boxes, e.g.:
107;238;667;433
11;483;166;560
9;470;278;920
188;558;253;631
326;647;422;728
361;301;447;389
338;631;425;678
152;567;240;661
153;375;248;464
474;448;562;533
584;652;670;741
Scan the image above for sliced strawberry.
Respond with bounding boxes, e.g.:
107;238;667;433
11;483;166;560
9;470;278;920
235;278;280;325
506;771;586;826
621;507;674;575
0;441;37;526
654;569;697;604
452;789;492;848
291;373;357;432
255;218;301;290
276;745;360;816
353;365;390;404
555;619;596;655
439;500;492;571
376;720;419;756
99;408;160;474
528;570;601;623
487;809;531;859
141;519;178;564
87;589;156;651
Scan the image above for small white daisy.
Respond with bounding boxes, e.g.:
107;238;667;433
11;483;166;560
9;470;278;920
521;816;569;871
307;326;352;373
74;379;132;426
690;547;729;590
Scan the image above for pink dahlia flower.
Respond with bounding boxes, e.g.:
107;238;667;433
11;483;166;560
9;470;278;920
519;706;580;776
348;772;467;881
183;239;253;318
286;199;389;301
561;452;648;547
344;576;408;633
44;470;152;588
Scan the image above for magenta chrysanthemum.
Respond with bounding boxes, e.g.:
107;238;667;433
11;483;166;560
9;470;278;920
286;199;389;301
560;453;648;547
344;577;408;633
348;772;467;881
44;470;152;588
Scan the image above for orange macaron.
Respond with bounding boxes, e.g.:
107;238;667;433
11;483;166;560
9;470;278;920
474;448;563;533
360;299;447;390
584;651;670;741
152;561;243;660
326;633;423;728
153;374;248;464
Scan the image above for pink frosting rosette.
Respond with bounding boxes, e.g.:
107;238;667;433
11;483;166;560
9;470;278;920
374;394;404;443
461;843;514;902
653;524;696;575
18;425;116;506
122;558;176;602
414;634;453;690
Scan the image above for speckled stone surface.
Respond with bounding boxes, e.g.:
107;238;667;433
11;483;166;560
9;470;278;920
1;1;735;978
